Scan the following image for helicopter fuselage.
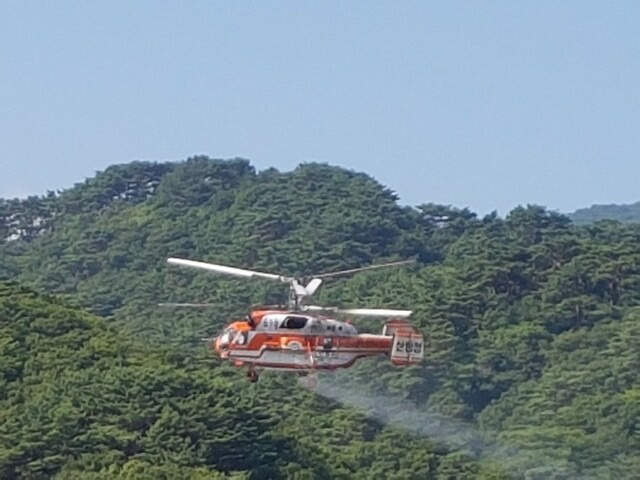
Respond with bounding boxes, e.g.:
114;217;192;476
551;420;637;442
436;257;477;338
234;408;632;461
164;256;423;384
213;309;424;375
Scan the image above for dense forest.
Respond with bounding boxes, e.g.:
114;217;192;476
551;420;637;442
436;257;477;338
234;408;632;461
1;157;639;479
568;201;640;224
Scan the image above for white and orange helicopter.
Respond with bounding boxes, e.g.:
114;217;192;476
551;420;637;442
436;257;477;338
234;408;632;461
163;257;424;387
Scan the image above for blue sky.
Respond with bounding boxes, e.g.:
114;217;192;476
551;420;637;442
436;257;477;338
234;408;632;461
1;1;639;215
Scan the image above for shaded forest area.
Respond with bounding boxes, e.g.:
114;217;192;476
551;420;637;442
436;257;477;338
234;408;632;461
1;157;639;479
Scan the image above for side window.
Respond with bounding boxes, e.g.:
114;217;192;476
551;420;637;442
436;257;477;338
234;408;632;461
281;316;308;329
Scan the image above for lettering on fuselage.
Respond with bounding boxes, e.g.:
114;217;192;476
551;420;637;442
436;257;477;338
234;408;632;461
260;316;281;330
395;339;423;354
312;350;339;363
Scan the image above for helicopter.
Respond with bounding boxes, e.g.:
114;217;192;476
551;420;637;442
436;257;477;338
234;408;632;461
163;257;424;387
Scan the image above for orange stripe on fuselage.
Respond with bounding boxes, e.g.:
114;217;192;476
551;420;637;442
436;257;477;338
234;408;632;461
227;331;392;353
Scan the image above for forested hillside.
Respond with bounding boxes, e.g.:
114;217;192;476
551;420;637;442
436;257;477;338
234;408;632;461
2;280;493;479
1;156;639;479
569;201;640;224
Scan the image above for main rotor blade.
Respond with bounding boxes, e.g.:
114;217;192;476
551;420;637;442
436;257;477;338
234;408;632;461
337;308;413;317
311;259;416;279
167;257;289;282
158;302;218;308
303;305;337;311
303;305;412;318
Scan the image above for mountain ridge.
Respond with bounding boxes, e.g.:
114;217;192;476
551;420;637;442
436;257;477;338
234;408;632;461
567;201;640;224
1;156;639;478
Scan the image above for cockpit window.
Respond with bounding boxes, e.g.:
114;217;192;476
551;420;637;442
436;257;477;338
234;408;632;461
281;316;308;329
232;331;247;345
218;327;236;347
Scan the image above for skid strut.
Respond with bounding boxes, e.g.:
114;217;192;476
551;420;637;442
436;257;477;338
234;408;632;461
247;369;259;383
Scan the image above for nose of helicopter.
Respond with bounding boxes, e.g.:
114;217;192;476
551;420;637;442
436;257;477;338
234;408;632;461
213;331;230;358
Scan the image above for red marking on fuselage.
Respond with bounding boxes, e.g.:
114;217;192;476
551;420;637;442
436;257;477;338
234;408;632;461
213;310;423;373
